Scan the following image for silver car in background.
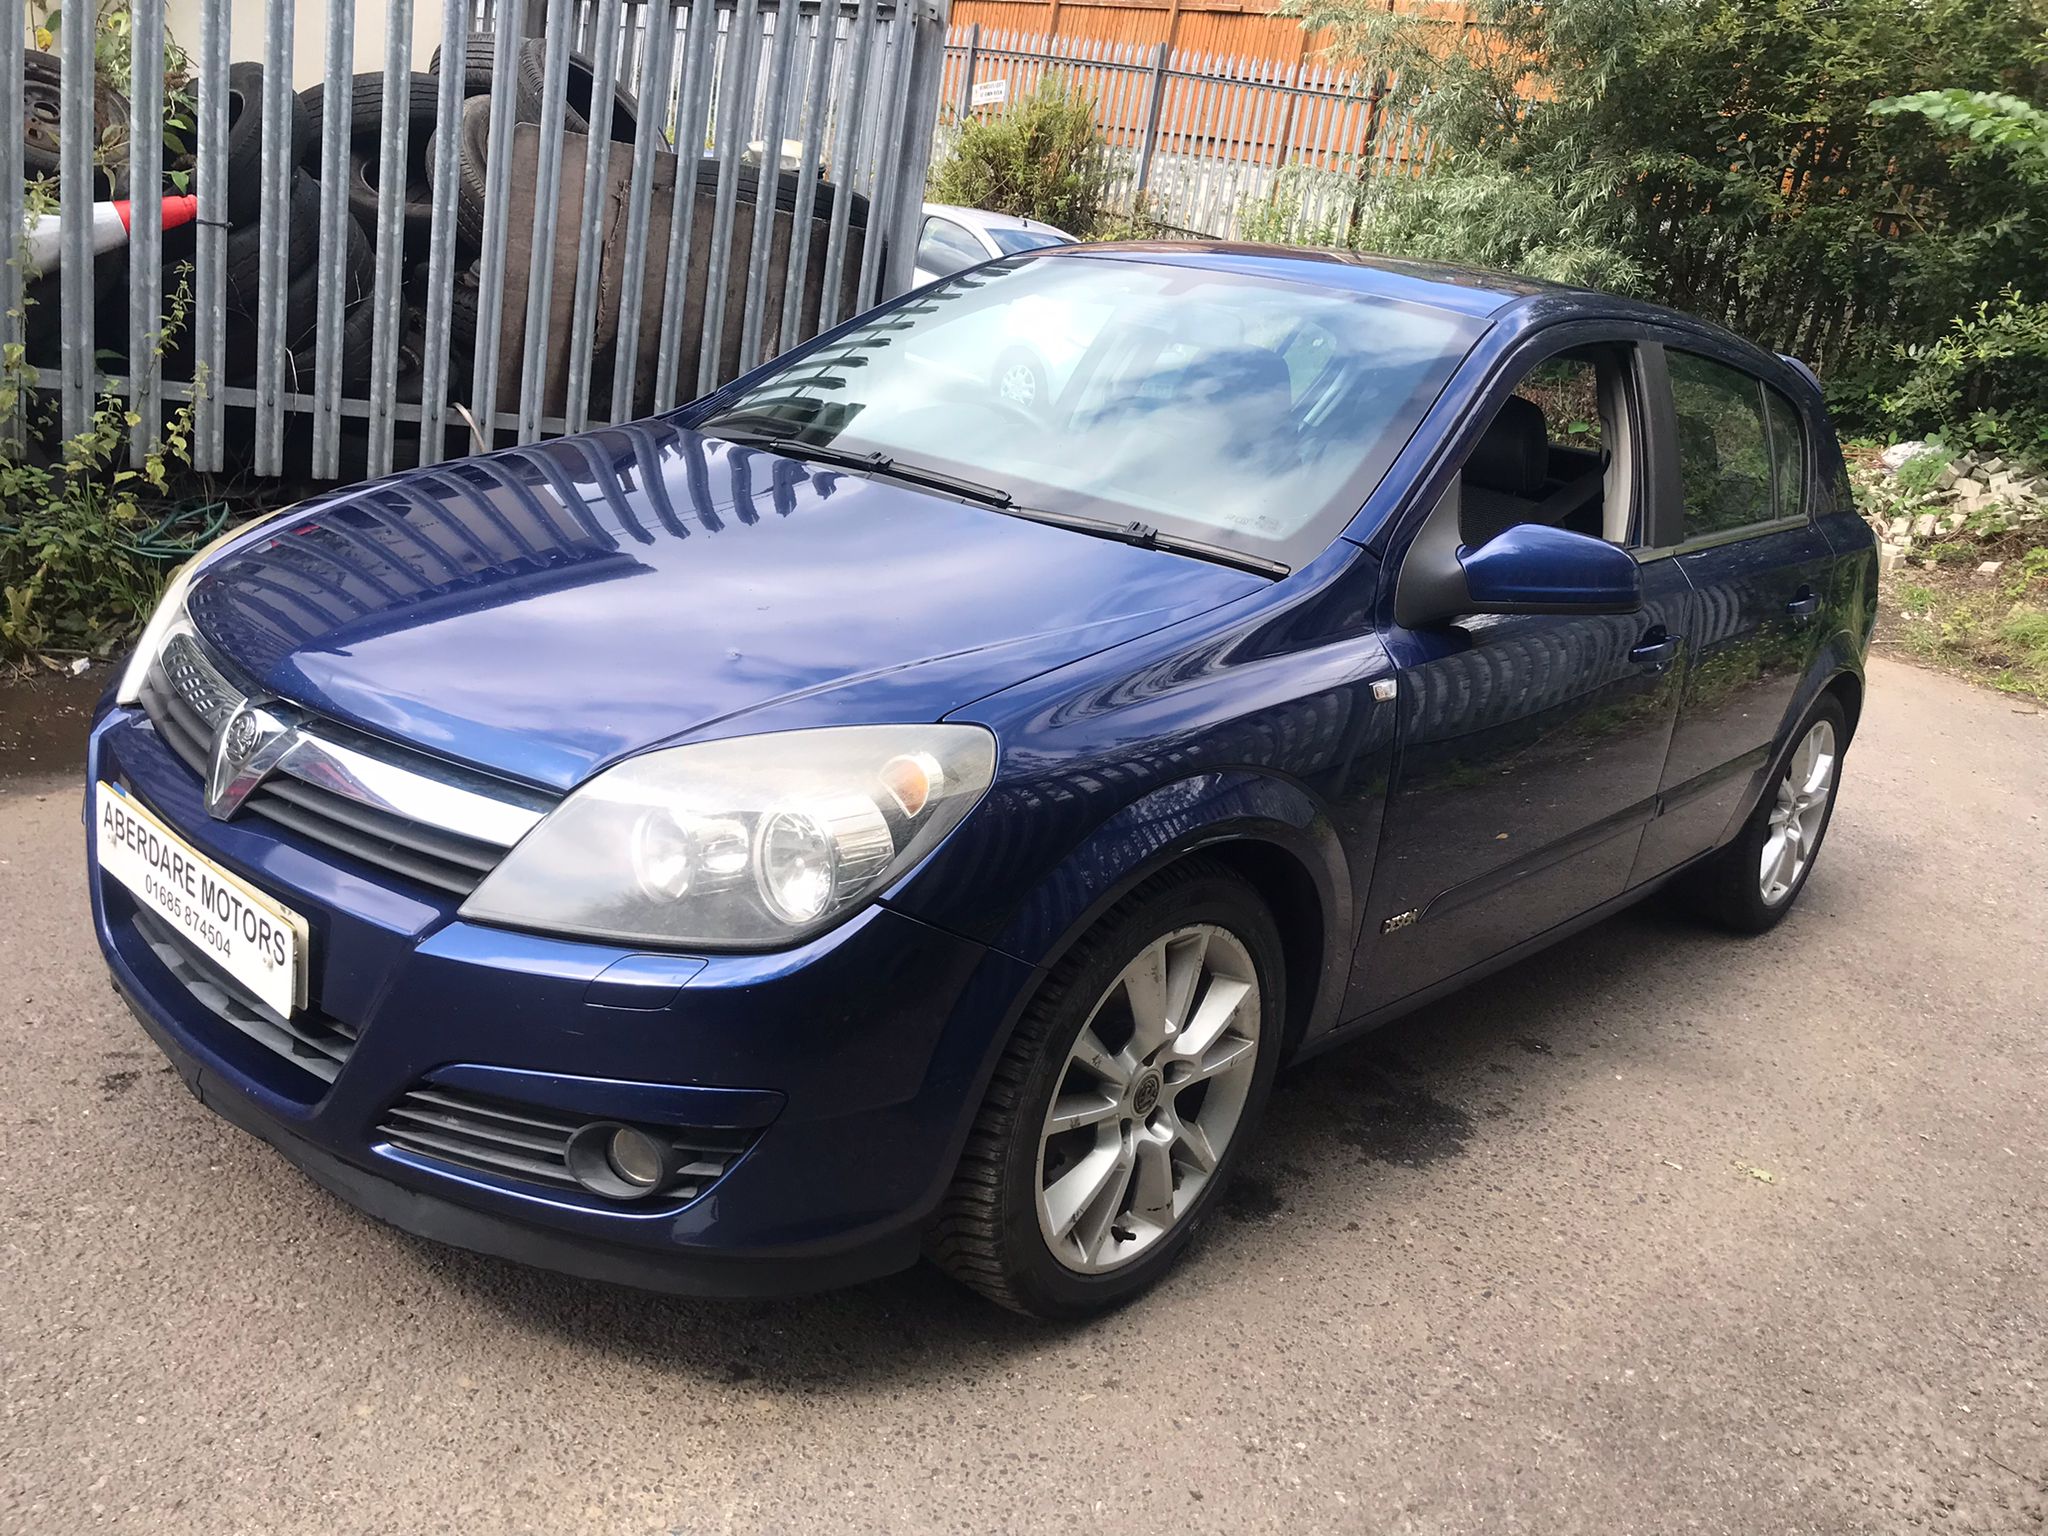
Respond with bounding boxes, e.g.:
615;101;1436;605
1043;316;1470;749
913;203;1076;286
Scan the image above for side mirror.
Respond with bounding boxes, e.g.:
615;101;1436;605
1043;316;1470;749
1396;516;1641;627
1459;524;1642;616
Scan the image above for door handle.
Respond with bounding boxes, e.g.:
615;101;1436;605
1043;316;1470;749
1630;630;1681;671
1786;588;1820;621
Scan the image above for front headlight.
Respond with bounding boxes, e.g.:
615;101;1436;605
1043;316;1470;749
458;725;997;949
115;507;297;707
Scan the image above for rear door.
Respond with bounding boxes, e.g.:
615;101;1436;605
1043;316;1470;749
1632;347;1835;881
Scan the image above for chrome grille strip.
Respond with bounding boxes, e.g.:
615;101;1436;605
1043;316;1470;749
136;623;556;896
242;787;488;896
270;721;546;850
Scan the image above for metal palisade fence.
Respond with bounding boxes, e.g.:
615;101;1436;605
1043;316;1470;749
4;0;948;481
936;26;1433;243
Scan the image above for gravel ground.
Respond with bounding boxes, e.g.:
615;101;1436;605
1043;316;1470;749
1;654;2043;1534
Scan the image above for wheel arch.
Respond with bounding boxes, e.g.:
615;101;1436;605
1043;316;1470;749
984;770;1354;1066
1820;665;1864;746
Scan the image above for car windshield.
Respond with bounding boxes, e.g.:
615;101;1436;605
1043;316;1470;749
986;226;1070;254
696;254;1483;569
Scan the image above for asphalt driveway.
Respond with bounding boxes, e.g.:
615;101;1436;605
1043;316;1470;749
2;655;2042;1534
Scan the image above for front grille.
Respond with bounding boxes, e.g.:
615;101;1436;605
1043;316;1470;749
242;775;506;895
378;1087;757;1202
130;906;358;1084
139;661;213;776
136;633;548;898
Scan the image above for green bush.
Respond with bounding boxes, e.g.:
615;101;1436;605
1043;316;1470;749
928;75;1113;237
1882;289;2048;454
1;275;214;664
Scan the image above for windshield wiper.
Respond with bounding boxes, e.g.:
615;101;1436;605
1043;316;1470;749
995;506;1290;579
701;426;1015;508
701;425;1287;579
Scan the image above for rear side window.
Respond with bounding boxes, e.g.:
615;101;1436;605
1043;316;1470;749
1765;387;1807;519
1669;351;1775;539
916;218;985;278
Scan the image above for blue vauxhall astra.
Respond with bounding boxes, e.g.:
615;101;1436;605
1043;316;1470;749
86;245;1875;1317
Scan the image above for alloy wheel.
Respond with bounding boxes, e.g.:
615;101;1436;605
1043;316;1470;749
1035;923;1261;1274
998;363;1037;408
1760;718;1837;906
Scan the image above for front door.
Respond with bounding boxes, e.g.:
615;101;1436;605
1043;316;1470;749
1350;339;1693;1013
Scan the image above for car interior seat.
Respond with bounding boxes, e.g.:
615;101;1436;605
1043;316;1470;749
1459;395;1607;547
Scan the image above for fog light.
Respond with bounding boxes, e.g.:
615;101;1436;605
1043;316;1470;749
607;1126;664;1188
565;1120;674;1200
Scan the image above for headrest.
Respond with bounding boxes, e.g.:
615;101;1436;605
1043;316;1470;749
1464;395;1548;497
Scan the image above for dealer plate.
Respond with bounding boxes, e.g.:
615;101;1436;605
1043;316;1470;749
94;781;308;1017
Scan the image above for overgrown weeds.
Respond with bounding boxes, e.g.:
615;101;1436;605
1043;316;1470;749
1;258;222;666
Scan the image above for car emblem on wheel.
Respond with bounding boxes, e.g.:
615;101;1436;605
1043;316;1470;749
205;703;298;820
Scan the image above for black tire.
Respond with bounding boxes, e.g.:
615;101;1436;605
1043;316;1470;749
689;157;866;229
23;49;130;196
206;175;371;384
513;41;639;141
433;36;546;117
347;70;441;135
513;43;593;136
428;33;486;77
223;169;323;309
1680;693;1848;934
447;260;482;354
288;295;377;390
215;62;315;226
22;51;64;179
448;96;494;253
347;144;436;264
928;858;1287;1320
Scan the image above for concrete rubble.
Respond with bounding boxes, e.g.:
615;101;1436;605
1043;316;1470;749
1871;444;2042;561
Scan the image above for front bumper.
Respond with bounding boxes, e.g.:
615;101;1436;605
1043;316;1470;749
88;705;1037;1295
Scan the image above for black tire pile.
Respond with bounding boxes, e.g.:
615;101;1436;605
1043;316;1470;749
21;39;870;467
18;40;637;405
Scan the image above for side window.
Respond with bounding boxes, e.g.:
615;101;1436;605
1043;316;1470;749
915;218;986;279
1456;344;1635;551
1513;356;1601;452
1765;387;1807;520
1668;350;1774;539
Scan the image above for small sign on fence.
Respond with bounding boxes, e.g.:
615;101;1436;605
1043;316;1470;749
970;78;1009;109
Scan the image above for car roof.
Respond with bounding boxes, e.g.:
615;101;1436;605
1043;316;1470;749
924;202;1074;239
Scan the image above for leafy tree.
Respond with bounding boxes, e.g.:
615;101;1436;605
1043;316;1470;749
1870;89;2048;182
1272;0;2048;432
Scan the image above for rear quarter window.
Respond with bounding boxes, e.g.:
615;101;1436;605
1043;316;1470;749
1764;387;1807;520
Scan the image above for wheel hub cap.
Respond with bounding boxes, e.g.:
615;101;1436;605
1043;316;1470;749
1034;923;1261;1275
1759;718;1837;906
1130;1070;1162;1118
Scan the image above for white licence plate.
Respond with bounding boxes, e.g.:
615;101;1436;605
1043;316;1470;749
95;781;308;1018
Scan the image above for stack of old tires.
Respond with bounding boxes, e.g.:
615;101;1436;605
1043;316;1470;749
19;40;870;471
16;53;370;399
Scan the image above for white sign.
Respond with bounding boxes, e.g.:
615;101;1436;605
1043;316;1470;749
96;781;308;1017
971;78;1009;109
